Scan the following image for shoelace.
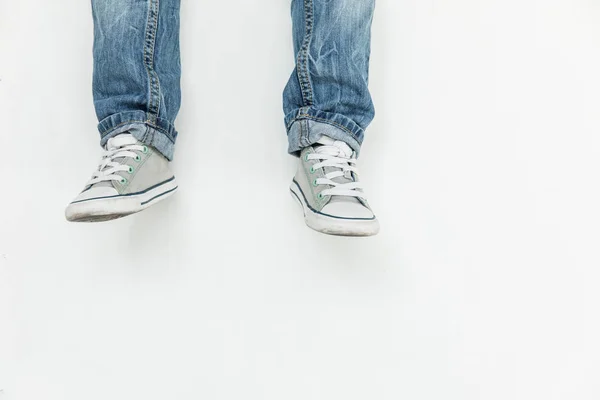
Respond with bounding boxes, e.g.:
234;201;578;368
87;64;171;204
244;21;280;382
308;141;365;199
87;135;147;186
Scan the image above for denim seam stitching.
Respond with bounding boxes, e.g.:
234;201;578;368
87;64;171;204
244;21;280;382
287;114;361;141
300;120;309;147
100;120;175;144
297;0;315;106
143;0;162;124
141;125;150;143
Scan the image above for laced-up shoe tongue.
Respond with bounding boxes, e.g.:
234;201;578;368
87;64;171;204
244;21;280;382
87;134;137;191
314;136;354;182
107;134;136;160
316;136;353;158
314;137;361;205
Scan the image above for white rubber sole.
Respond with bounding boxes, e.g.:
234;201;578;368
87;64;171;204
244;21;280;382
290;182;380;237
65;178;178;223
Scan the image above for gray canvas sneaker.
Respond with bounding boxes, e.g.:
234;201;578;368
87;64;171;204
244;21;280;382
65;133;178;222
290;136;380;237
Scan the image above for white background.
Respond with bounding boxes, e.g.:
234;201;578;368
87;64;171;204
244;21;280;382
1;0;600;399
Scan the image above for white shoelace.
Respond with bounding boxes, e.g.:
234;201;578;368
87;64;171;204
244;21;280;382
308;139;365;199
87;134;146;186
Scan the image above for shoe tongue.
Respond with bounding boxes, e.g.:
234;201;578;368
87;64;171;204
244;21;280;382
316;136;353;159
314;137;354;183
314;138;360;204
84;134;136;191
107;133;136;151
105;132;138;166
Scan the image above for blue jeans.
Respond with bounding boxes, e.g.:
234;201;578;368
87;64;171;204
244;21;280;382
92;0;375;160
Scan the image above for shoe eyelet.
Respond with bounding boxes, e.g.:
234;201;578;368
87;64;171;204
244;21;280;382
304;154;310;162
312;179;318;187
119;178;128;185
142;146;149;154
127;166;134;174
317;193;324;199
310;166;316;174
135;155;141;162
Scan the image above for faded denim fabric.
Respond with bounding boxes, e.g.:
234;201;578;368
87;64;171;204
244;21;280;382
92;0;181;160
284;0;376;155
91;0;375;160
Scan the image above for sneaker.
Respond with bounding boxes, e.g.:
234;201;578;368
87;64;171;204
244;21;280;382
65;133;178;222
289;136;380;236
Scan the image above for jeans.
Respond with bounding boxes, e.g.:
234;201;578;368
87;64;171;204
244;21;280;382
91;0;375;160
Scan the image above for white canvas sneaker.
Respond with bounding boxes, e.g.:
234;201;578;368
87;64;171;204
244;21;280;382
290;136;380;237
65;134;178;222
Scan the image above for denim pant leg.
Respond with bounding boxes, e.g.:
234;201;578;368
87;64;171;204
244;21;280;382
284;0;376;156
91;0;181;160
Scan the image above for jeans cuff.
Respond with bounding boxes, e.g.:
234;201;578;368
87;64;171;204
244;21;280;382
98;111;177;161
285;107;364;156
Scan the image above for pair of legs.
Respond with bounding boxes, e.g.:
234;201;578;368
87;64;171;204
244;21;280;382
67;0;379;236
92;0;375;158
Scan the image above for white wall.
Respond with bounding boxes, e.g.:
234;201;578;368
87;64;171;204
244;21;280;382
1;0;600;399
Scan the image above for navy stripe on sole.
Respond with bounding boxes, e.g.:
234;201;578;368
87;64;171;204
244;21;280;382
70;177;176;204
141;187;178;205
